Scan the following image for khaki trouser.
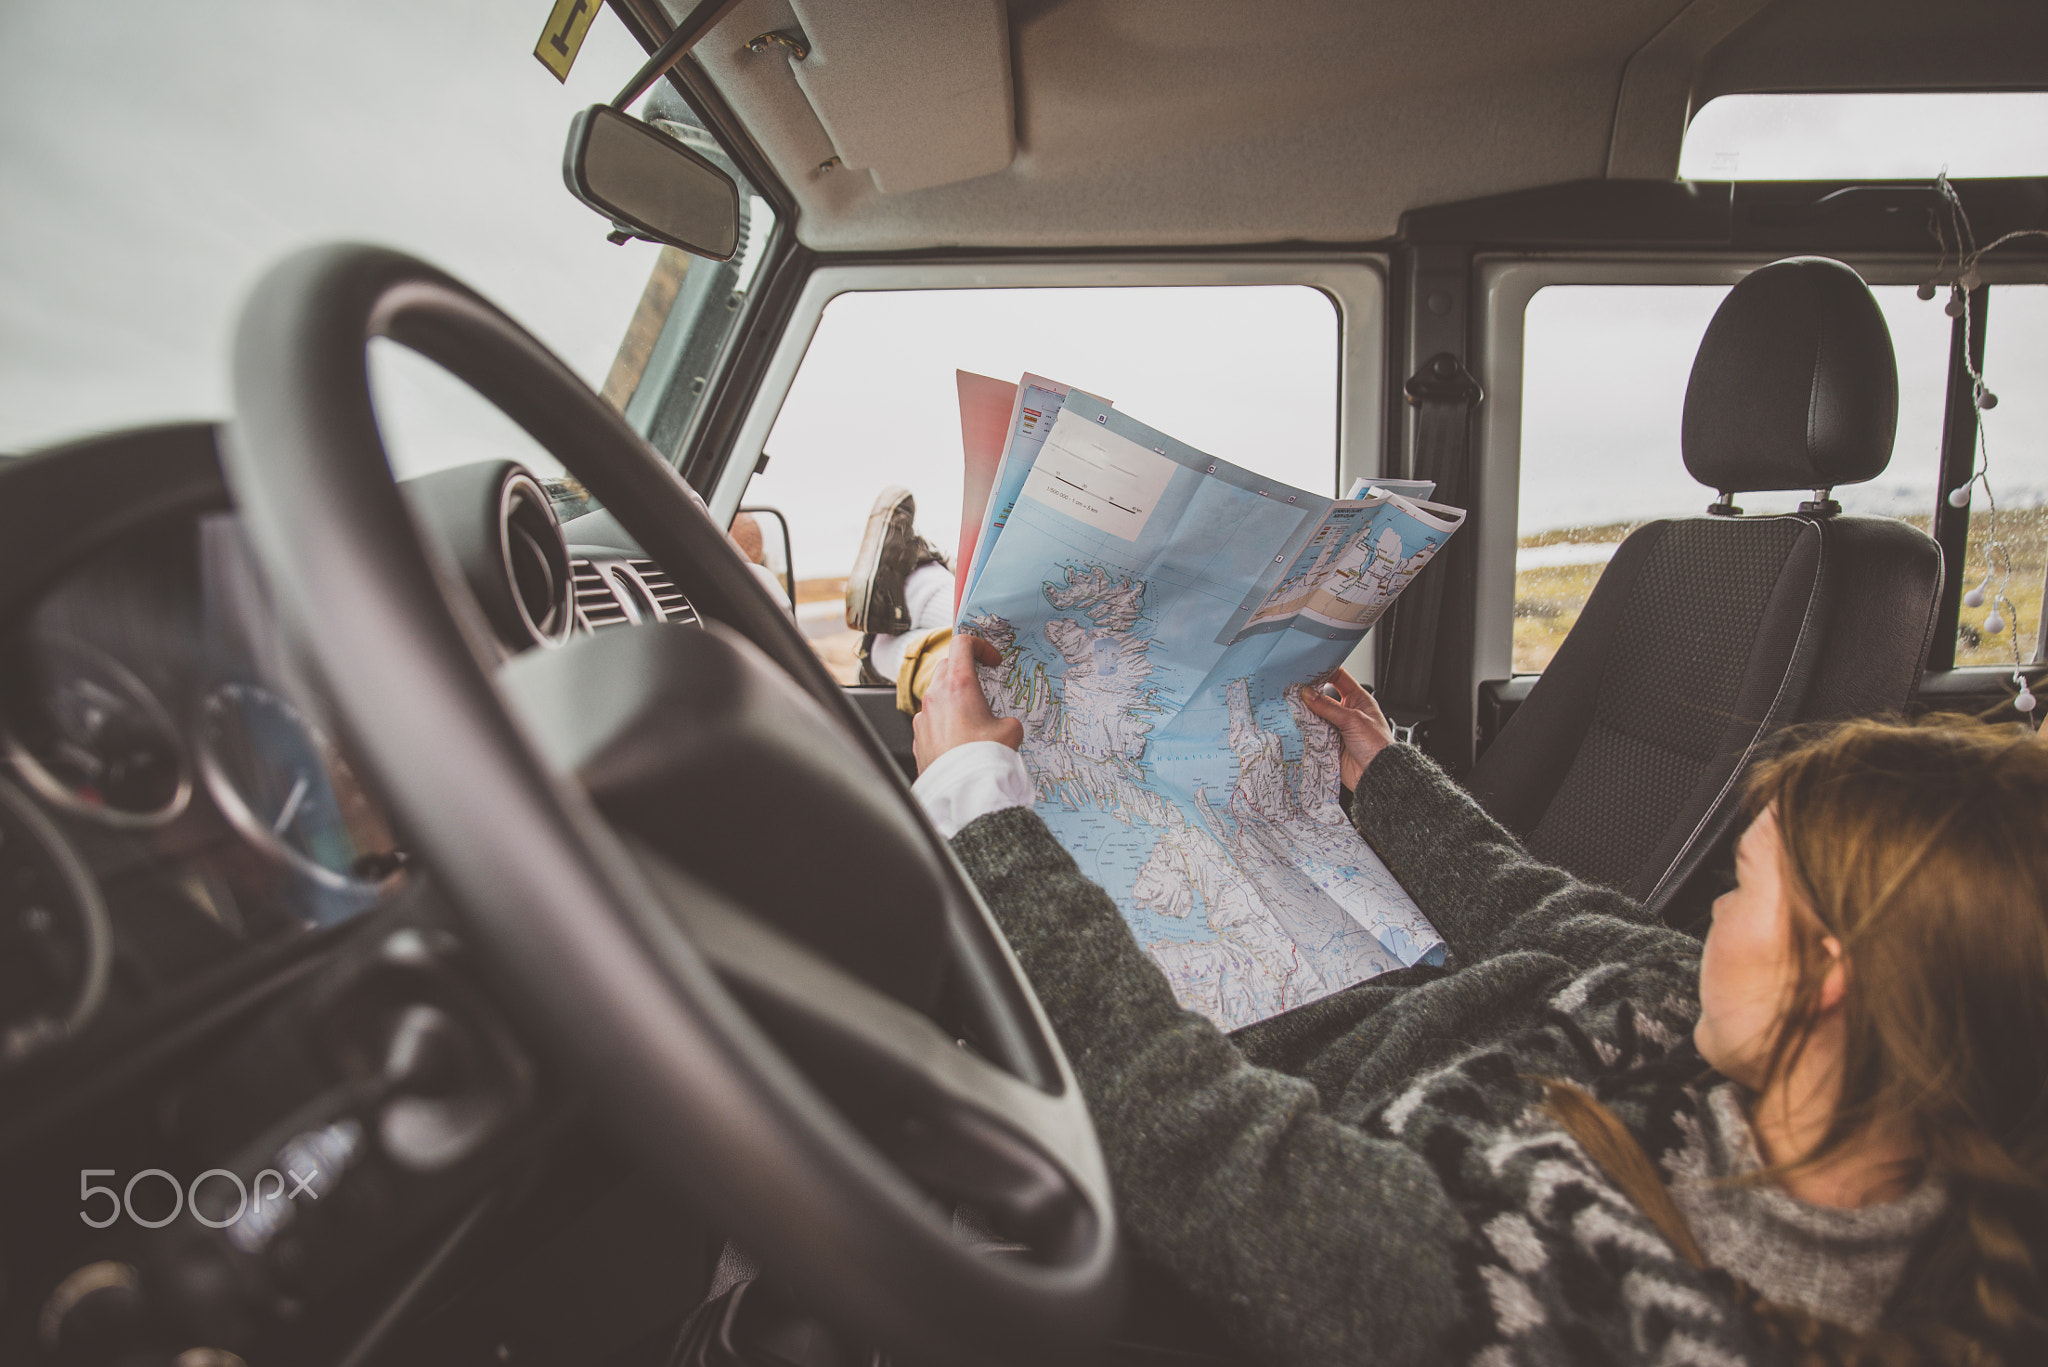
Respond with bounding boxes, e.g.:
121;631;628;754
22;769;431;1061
894;627;953;714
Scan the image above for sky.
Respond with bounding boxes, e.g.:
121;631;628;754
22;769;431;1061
1520;282;2048;534
751;286;1340;578
1;3;2043;574
1679;93;2048;181
0;1;667;457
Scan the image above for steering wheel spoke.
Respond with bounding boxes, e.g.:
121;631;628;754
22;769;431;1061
633;842;1105;1261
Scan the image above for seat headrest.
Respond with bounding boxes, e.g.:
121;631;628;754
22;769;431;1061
1682;257;1898;495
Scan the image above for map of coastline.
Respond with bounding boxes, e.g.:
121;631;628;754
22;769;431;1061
957;387;1462;1029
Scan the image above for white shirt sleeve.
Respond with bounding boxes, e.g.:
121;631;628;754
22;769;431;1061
913;741;1033;839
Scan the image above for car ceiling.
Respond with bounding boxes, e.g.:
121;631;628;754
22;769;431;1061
664;0;2048;253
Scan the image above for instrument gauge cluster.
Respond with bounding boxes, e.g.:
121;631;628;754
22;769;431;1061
0;445;589;1070
0;510;413;1066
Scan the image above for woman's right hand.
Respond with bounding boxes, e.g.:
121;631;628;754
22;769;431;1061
912;633;1023;773
1300;668;1394;790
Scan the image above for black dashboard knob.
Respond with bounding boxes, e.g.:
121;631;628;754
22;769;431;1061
377;1001;518;1173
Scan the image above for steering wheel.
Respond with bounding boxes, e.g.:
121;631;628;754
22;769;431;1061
222;245;1121;1363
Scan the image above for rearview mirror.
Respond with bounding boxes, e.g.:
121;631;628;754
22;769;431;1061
562;105;740;260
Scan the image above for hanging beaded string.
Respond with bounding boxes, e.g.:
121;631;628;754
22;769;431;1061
1926;172;2047;719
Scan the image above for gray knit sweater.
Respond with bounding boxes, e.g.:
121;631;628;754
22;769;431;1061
948;743;1937;1366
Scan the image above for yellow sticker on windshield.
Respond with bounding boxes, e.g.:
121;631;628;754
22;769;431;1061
535;0;601;82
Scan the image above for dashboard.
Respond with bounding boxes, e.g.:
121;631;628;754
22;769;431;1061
0;423;705;1365
0;446;699;1079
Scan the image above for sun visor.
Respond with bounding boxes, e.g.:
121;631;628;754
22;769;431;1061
783;0;1015;194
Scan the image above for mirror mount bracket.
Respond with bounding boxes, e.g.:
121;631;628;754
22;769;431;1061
611;0;746;110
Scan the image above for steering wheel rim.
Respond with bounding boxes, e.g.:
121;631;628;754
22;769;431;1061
222;244;1121;1362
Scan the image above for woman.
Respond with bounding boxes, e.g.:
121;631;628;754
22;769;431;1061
911;637;2048;1365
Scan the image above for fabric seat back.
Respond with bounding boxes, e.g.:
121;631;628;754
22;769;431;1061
1467;258;1941;918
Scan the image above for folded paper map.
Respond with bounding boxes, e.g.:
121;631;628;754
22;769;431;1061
951;371;1018;615
957;381;1465;1029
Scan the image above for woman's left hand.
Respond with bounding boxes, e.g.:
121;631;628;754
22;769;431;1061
1301;668;1395;790
913;633;1023;773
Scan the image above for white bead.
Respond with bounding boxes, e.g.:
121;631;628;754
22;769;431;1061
2016;687;2037;714
1964;586;1985;608
1985;610;2006;634
1949;486;1973;508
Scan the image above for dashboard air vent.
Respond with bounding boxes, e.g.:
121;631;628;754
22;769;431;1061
570;559;629;629
629;560;698;625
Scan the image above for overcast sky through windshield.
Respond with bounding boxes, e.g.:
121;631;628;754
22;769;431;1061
0;0;666;456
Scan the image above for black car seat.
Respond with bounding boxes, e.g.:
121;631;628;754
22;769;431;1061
1465;256;1942;928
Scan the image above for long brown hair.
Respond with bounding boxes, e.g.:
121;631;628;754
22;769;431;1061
1550;715;2048;1366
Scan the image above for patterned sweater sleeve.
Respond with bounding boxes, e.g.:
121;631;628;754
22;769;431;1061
1346;744;1697;973
951;806;1471;1365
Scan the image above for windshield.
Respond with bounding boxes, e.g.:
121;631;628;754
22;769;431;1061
0;2;776;482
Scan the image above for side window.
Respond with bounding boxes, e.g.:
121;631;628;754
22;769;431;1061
1958;284;2047;668
1681;92;2048;182
1514;282;1954;674
744;286;1342;681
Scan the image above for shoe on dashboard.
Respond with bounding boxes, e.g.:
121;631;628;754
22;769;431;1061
845;485;919;633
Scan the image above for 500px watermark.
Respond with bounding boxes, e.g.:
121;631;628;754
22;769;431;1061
78;1119;360;1247
78;1167;323;1230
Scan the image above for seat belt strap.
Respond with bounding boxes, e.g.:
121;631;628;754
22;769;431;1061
1642;518;1832;913
1379;352;1482;730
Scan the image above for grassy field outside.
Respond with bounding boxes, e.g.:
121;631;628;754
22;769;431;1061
1514;506;2048;675
1956;504;2046;668
1513;522;1641;673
